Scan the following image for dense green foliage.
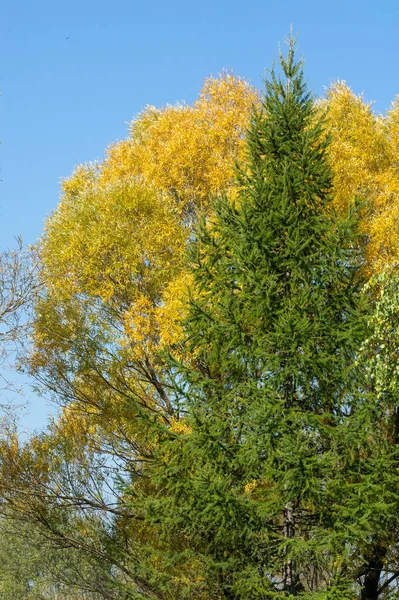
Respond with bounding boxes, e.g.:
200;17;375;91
145;38;399;599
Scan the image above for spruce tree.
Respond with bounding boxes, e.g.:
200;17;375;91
148;37;391;599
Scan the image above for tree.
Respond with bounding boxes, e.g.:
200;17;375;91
6;76;259;598
3;36;399;600
347;266;399;600
146;37;380;599
26;74;259;495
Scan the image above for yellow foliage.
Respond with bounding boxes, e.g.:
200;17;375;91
34;73;258;385
323;82;399;273
243;479;257;494
101;74;259;215
169;416;192;436
43;77;399;365
54;404;98;442
157;272;193;350
43;179;186;305
122;293;159;359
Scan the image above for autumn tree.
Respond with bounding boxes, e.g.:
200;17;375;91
2;34;399;600
30;73;258;418
0;75;259;600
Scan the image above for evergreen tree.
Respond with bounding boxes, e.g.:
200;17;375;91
147;36;380;599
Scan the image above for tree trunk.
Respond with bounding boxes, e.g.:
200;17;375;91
360;544;386;600
283;502;301;595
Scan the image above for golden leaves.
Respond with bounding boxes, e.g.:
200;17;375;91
169;416;192;436
243;479;257;494
35;74;257;372
43;179;185;303
322;82;399;274
101;73;258;215
157;272;193;350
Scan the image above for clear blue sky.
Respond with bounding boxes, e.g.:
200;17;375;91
2;0;399;432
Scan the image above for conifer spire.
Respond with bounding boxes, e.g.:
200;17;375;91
155;36;368;599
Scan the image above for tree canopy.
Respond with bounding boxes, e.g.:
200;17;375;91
1;36;399;600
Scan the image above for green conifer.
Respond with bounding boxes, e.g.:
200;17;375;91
150;37;390;599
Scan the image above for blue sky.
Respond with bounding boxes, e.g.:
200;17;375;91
2;0;399;431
